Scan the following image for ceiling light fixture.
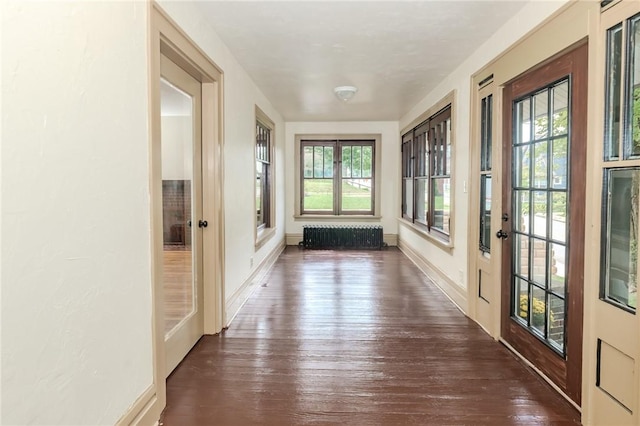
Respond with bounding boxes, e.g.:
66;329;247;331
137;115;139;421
334;85;358;102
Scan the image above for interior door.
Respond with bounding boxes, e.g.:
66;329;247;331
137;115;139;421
160;55;204;377
500;42;587;404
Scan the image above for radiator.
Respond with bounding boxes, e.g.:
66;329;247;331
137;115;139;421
300;225;385;250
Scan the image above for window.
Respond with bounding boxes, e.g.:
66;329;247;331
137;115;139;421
300;139;375;215
601;13;640;312
479;95;493;253
401;104;453;241
255;107;275;242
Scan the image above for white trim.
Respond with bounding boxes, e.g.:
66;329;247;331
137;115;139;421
398;239;467;312
115;385;160;426
225;238;286;326
499;338;582;413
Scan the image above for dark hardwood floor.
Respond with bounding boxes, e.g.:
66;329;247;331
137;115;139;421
160;247;581;425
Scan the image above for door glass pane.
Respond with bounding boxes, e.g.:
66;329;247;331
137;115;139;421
515;278;529;322
160;78;195;336
551;137;568;189
480;175;492;252
531;286;547;336
626;15;640;158
551;192;567;242
533;90;549;140
511;80;569;354
548;293;565;352
550;242;566;296
514;233;529;280
533;141;548;188
514;145;530;188
532;191;547;238
303;179;333;211
602;168;639;310
605;23;622;160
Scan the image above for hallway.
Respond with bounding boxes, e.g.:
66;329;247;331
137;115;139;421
160;247;580;425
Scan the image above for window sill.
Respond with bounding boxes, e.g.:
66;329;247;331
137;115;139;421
397;217;453;253
294;214;382;222
255;227;277;250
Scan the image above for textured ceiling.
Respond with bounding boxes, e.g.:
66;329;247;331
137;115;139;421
197;1;530;121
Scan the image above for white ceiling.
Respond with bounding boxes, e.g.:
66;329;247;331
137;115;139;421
197;1;530;122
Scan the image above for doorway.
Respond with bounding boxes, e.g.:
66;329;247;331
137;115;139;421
500;42;587;405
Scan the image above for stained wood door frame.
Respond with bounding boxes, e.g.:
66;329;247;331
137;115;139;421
500;41;587;406
142;2;225;421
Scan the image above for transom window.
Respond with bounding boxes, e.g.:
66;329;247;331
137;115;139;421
300;139;374;215
401;105;453;241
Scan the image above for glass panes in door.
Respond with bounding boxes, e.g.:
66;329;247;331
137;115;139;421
511;79;569;354
160;78;196;336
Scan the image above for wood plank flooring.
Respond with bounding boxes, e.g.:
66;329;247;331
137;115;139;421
160;247;581;425
163;248;193;334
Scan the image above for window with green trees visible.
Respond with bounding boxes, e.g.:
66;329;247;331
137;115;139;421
401;105;452;241
601;12;640;312
300;139;374;215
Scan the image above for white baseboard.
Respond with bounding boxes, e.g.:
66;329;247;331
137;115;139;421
285;233;398;246
225;238;286;326
398;239;467;313
115;384;160;426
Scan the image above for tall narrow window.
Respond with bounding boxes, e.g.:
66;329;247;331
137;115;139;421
480;94;493;252
300;139;375;215
601;13;640;312
255;107;274;240
400;102;454;242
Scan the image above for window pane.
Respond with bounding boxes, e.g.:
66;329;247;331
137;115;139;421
602;168;639;310
352;146;362;178
415;178;428;224
445;118;451;175
533;90;549;140
550;242;566;296
303;178;333;211
626;15;640;158
402;142;411;178
362;146;373;178
323;146;333;178
481;95;493;171
605;23;622;160
303;146;313;178
532;191;547;238
342;179;371;211
404;179;413;219
432;178;450;234
313;146;324;178
480;175;492;252
256;163;263;226
341;146;353;177
551;192;567;243
531;238;547;287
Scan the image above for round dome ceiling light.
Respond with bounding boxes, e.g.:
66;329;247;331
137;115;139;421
333;86;358;102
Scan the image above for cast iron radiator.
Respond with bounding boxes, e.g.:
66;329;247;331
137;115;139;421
300;225;385;250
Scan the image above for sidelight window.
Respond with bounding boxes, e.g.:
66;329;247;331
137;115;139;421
601;13;640;312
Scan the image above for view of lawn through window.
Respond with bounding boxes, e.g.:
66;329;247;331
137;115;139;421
301;140;374;214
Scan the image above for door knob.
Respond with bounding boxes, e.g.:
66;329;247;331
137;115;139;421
496;229;508;239
198;220;208;228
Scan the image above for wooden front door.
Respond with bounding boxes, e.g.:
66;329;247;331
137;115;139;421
500;42;587;405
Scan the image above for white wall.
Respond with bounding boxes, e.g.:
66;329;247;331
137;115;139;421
397;0;568;305
1;2;152;424
156;1;286;305
285;121;400;235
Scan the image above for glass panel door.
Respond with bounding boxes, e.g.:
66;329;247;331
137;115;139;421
160;55;204;377
511;80;569;353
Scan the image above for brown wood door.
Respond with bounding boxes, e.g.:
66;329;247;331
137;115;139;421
500;42;587;405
